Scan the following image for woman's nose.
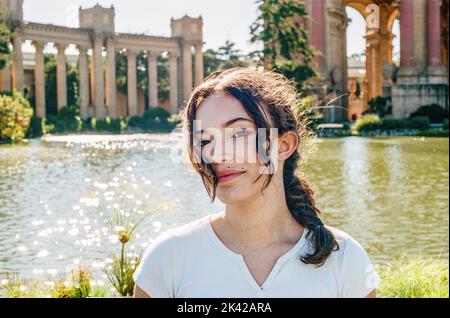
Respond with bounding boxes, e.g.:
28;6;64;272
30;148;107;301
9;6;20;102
209;139;233;164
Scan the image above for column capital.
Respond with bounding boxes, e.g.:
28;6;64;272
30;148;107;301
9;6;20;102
55;43;67;52
126;48;138;56
194;42;203;50
32;41;45;51
147;51;160;59
77;44;89;53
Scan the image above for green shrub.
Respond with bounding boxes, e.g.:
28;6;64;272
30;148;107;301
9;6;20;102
168;114;182;125
89;117;96;131
46;115;82;133
381;118;406;130
143;107;171;121
405;116;430;130
378;256;449;298
354;114;383;132
95;116;124;133
127;115;146;129
416;129;449;137
443;118;449;130
57;105;79;121
43;105;84;134
409;104;449;123
26;116;45;138
367;96;392;118
0;90;33;142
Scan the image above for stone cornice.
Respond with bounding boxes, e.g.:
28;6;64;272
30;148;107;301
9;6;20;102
23;22;92;35
116;32;180;44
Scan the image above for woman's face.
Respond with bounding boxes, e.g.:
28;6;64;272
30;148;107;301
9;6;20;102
193;93;269;204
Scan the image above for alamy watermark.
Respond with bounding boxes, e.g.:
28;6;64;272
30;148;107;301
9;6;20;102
169;121;281;175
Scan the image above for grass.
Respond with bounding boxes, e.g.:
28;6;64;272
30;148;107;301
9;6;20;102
0;268;110;298
377;256;449;298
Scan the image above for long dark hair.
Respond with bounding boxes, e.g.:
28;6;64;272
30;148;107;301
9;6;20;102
181;67;339;267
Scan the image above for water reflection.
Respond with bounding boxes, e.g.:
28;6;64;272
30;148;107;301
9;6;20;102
305;137;449;265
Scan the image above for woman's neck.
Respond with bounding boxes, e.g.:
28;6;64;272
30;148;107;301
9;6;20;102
214;182;304;248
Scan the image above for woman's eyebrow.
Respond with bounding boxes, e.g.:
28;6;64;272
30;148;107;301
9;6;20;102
222;117;254;127
194;117;254;135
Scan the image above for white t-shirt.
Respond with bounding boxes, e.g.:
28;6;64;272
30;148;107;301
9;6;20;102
133;213;380;298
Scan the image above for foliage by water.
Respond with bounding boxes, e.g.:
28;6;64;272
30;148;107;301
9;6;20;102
100;192;163;296
354;114;433;133
377;256;449;298
0;267;108;298
410;104;449;124
24;105;181;140
0;90;33;142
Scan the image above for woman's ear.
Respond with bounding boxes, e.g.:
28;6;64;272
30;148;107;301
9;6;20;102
277;131;299;161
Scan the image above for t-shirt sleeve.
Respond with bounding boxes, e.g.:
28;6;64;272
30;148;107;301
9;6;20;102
133;230;178;298
339;235;381;298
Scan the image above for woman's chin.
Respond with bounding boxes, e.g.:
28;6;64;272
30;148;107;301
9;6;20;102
217;187;249;204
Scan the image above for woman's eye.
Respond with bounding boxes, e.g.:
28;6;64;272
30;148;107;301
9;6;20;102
232;128;251;139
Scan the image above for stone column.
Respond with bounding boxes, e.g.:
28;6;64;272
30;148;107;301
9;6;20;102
399;0;414;69
147;51;158;108
427;0;441;67
11;33;24;93
56;43;68;110
413;0;427;72
92;34;105;118
77;45;89;119
169;52;179;113
310;0;325;69
127;49;138;116
194;43;204;86
105;38;117;118
427;0;447;82
0;63;11;92
323;0;347;122
32;41;46;118
182;42;193;102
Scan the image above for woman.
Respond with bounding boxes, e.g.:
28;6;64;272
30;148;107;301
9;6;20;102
133;67;380;298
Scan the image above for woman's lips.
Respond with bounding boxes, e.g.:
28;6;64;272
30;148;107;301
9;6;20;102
218;172;245;184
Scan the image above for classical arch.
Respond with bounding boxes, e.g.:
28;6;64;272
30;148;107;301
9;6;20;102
0;1;204;119
306;0;448;122
346;0;398;102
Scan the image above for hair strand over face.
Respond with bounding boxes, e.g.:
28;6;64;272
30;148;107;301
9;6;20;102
180;67;339;267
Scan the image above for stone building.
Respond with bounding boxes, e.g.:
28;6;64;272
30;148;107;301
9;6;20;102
304;0;448;121
0;0;204;119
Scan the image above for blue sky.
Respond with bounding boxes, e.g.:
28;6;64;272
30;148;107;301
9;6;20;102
22;0;397;58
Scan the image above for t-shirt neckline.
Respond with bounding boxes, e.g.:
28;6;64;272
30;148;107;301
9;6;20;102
204;213;309;263
204;213;309;292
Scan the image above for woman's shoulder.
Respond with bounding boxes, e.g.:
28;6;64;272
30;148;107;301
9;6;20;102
324;225;380;297
146;214;210;251
134;216;210;297
325;225;365;253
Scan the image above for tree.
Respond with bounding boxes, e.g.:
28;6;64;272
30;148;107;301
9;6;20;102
43;54;79;116
250;0;319;91
365;96;392;118
203;40;249;77
115;50;170;107
0;8;12;71
0;90;33;142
